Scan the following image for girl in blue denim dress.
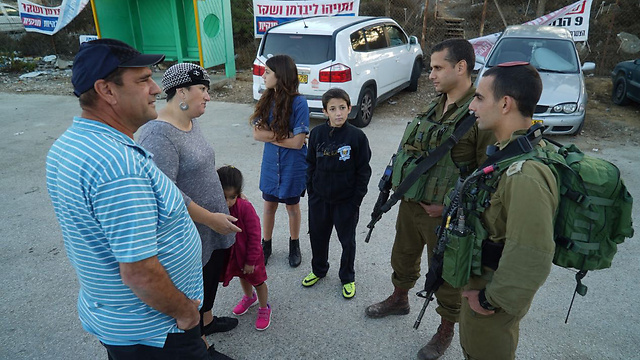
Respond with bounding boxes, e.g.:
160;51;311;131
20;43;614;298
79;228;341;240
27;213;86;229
251;54;309;268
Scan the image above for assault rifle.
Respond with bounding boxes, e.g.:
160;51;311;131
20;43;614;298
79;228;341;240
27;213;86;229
413;168;489;329
364;155;395;243
364;113;478;243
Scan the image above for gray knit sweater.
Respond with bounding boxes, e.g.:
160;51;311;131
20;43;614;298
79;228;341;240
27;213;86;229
137;119;235;265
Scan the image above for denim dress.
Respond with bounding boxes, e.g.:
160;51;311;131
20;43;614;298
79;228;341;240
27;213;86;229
259;95;310;199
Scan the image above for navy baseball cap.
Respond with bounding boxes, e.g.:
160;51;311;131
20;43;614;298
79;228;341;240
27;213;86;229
72;38;165;97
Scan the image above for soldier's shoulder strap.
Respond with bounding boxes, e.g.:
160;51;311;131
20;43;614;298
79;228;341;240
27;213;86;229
479;124;545;170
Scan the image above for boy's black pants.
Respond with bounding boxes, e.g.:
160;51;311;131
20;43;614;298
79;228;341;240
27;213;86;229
308;195;359;284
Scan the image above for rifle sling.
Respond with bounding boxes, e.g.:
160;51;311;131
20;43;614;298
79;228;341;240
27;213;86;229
381;112;478;212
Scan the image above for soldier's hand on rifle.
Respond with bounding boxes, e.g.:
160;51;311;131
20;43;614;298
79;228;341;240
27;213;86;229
420;202;445;218
462;290;495;316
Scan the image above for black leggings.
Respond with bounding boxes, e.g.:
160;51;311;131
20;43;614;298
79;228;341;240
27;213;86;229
103;326;208;360
199;248;230;333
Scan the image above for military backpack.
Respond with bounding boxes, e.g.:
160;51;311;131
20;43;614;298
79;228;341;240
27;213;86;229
441;124;634;319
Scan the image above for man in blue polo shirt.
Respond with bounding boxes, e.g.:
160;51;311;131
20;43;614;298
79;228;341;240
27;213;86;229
46;39;218;359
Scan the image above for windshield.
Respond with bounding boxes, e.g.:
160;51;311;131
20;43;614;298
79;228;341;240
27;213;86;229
487;38;579;73
261;33;332;65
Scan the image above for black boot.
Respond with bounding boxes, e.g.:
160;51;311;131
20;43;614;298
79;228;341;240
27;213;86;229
207;342;234;360
289;238;301;267
202;316;239;335
262;239;272;266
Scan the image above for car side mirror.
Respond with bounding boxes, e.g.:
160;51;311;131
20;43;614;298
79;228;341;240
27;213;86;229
582;62;596;72
635;59;640;65
409;36;418;45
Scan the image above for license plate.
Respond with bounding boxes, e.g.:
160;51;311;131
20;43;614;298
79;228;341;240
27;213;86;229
298;74;308;84
532;119;543;125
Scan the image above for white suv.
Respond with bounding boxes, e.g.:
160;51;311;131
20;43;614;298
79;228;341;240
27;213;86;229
252;16;423;127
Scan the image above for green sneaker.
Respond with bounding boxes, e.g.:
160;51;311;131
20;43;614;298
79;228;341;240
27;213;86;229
302;272;321;287
342;282;356;299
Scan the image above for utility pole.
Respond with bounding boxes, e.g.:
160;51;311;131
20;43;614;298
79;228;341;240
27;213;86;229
421;0;430;50
536;0;547;17
479;0;489;36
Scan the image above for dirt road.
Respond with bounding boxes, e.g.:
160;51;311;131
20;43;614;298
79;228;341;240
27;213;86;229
0;93;638;360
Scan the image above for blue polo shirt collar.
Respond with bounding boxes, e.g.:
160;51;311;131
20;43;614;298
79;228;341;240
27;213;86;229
72;116;152;158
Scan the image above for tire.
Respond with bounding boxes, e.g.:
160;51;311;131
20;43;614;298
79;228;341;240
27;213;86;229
351;87;375;128
407;59;422;92
612;76;630;106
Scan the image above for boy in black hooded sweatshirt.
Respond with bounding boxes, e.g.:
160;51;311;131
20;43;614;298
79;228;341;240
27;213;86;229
302;88;372;299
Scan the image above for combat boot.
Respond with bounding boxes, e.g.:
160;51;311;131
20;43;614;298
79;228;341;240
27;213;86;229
417;317;455;360
364;286;410;318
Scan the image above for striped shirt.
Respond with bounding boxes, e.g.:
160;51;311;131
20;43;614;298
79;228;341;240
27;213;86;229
46;117;203;347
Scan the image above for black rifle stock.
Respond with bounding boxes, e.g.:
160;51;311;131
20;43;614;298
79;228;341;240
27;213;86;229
364;157;394;243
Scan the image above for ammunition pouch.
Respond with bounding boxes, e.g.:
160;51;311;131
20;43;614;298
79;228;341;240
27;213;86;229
442;228;475;288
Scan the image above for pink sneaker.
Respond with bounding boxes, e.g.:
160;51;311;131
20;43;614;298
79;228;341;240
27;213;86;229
232;292;257;315
255;304;271;331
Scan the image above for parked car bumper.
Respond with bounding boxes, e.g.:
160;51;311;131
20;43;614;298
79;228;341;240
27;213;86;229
534;112;585;135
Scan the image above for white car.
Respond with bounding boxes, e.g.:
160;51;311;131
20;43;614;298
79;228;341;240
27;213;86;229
476;25;595;135
252;16;423;127
0;3;24;33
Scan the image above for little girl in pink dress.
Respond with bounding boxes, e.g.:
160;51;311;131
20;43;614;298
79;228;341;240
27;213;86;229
218;166;271;331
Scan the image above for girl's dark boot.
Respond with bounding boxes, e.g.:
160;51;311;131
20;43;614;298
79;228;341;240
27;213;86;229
262;239;272;266
289;238;301;267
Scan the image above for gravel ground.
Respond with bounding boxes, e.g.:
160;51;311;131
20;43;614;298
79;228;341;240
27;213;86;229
0;96;638;360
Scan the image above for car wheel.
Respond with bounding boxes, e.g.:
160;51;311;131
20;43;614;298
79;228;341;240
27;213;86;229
407;59;422;92
351;87;375;128
612;76;630;106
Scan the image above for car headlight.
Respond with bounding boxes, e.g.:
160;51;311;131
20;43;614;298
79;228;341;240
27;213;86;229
551;103;578;114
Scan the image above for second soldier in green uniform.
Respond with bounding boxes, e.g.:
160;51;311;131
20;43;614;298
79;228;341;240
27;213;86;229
453;63;559;359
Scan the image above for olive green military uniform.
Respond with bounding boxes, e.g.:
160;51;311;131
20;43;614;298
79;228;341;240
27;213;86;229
390;86;495;323
459;130;559;360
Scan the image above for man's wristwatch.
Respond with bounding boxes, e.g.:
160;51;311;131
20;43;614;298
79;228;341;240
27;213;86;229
478;289;497;311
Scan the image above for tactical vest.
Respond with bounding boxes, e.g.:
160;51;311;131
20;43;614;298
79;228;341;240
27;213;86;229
391;97;473;204
441;129;548;288
440;164;493;288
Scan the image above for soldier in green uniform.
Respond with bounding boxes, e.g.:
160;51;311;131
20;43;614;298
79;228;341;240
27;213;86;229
364;38;495;360
457;63;559;359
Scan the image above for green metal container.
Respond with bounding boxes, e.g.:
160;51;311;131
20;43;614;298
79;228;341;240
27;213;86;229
91;0;235;77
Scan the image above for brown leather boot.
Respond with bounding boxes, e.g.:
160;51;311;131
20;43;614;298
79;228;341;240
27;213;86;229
364;286;410;318
417;317;455;360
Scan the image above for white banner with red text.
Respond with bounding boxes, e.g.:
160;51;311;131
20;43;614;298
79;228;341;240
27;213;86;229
470;0;593;62
18;0;89;35
253;0;360;38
